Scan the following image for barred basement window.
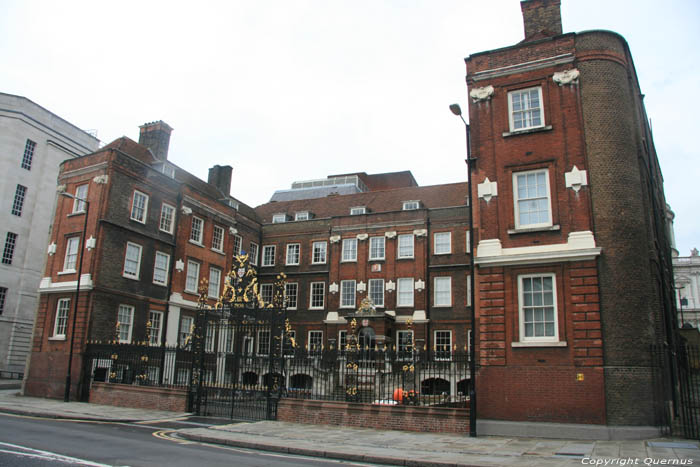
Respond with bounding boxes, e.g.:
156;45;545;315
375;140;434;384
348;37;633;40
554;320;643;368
21;139;36;170
2;232;17;265
11;185;27;216
0;287;7;315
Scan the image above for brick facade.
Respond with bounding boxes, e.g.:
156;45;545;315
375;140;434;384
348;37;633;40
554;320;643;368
466;0;674;432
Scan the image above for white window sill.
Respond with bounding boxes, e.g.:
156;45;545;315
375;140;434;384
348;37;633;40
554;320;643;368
58;270;77;276
188;240;204;247
122;274;140;281
49;336;66;341
309;308;325;311
512;341;567;348
433;305;452;308
211;248;225;256
311;262;327;265
502;125;552;138
341;260;358;263
130;218;146;224
67;211;86;217
152;282;167;287
508;224;560;235
340;306;356;309
369;258;385;262
397;256;415;260
286;263;300;266
397;305;415;308
159;229;174;235
434;252;452;256
184;289;198;295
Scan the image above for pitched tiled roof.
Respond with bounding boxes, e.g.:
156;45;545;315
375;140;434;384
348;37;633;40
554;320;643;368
102;136;156;164
255;182;467;223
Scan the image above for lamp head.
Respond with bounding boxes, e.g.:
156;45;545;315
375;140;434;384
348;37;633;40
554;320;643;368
449;103;462;116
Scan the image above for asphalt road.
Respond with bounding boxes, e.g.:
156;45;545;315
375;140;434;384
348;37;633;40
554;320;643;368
0;413;376;467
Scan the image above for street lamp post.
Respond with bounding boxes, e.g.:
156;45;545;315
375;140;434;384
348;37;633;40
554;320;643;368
449;103;477;437
59;191;89;402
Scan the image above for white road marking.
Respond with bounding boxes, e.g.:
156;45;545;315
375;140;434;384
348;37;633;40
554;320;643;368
0;441;120;466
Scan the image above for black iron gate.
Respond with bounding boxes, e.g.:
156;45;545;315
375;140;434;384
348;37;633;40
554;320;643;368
190;255;288;421
652;343;700;439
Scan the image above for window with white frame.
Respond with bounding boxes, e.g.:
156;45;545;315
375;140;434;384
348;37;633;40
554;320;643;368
402;200;420;210
398;234;414;259
72;184;88;214
338;330;347;353
308;330;323;351
272;213;287;223
340;280;356;308
369;236;385;260
434;276;452;307
185;260;200;293
508;86;544;132
11;184;27;217
123;242;142;279
310;282;325;309
262;245;276;266
179;316;194;347
153;251;170;285
295;211;309;221
190;216;204;244
434;330;452;360
148;310;163;346
21;139;35;170
285;282;298;310
518;273;557;342
342;238;357;262
209;267;222;298
350;206;366;215
312;241;327;264
397;278;414;307
117;305;134;343
434;232;451;255
63;237;80;272
233;234;242;256
397;330;414;358
286;243;300;265
466;274;472;307
159;203;175;234
249;243;259;265
53;298;70;337
369;279;384;307
257;330;271;355
205;322;215;352
513;169;552;229
260;283;274;305
212;226;225;252
130;190;148;223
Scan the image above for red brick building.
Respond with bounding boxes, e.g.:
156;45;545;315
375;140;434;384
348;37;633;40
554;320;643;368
467;0;675;438
25;122;262;398
24;124;473;401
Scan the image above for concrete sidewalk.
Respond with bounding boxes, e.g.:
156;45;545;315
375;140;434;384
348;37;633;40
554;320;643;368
1;387;699;467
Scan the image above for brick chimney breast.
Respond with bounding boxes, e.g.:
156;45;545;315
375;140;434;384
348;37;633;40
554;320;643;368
521;0;562;41
138;121;173;161
208;164;233;197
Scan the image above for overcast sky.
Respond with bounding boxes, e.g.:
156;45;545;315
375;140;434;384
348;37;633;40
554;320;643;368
1;1;698;255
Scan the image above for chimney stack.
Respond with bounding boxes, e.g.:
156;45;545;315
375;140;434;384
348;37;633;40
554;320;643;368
521;0;562;41
138;121;173;161
208;165;233;197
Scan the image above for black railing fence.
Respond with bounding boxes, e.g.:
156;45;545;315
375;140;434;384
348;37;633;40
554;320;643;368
282;348;471;407
84;342;194;389
652;343;700;439
83;342;471;409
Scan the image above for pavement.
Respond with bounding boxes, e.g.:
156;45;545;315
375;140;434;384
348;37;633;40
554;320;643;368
1;382;699;467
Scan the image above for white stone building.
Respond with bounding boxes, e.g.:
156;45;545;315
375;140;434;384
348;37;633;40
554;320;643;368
674;248;700;329
0;93;99;372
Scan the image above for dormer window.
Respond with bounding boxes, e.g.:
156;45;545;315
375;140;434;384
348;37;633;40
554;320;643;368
272;213;288;223
350;206;366;215
402;200;420;211
295;211;311;221
156;163;175;179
